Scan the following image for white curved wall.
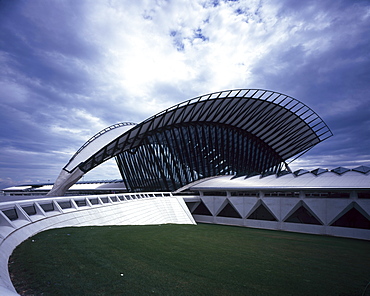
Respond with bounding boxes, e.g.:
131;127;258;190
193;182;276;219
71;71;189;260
0;193;195;295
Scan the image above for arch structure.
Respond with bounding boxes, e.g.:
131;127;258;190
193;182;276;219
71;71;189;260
48;89;332;196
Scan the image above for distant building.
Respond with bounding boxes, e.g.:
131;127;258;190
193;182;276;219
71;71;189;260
1;179;126;197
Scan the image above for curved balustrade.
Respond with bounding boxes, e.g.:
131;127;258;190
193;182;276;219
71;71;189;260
0;193;195;295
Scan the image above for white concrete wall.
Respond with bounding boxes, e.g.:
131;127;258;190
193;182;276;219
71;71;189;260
0;193;195;296
186;195;370;240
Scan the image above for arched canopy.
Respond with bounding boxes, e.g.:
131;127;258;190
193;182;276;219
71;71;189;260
63;122;136;173
81;89;332;173
48;89;332;195
47;122;136;196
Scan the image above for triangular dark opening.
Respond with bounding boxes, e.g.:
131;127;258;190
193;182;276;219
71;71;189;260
331;207;370;229
217;202;242;218
185;202;198;212
285;205;322;225
192;201;212;216
248;204;277;221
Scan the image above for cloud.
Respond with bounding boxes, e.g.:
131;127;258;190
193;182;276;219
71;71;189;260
0;0;369;188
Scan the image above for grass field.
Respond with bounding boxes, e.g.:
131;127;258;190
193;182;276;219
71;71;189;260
9;224;370;296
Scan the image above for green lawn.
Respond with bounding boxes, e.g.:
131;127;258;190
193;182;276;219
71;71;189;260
9;224;370;296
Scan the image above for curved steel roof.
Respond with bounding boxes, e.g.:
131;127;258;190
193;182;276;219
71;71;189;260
80;89;332;173
64;122;136;172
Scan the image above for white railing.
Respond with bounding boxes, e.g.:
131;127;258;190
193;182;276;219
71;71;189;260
0;192;195;295
0;192;169;237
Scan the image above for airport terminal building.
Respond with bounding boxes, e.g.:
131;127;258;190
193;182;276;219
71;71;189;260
0;89;369;294
48;89;333;195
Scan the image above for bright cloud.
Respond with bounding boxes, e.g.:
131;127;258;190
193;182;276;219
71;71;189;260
0;0;369;188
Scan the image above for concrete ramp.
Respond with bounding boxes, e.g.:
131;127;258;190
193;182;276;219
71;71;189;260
0;193;195;295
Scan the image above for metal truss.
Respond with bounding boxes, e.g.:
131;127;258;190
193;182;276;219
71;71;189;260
77;89;332;191
116;123;286;192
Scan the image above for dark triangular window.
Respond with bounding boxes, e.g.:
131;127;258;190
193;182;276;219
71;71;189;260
331;207;370;229
185;202;198;212
217;202;242;218
248;203;277;221
285;205;322;225
192;201;212;216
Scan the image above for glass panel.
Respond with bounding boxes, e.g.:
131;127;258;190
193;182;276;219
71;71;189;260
3;208;18;221
40;203;54;212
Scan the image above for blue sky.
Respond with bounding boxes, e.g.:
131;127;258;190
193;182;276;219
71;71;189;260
1;0;369;189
